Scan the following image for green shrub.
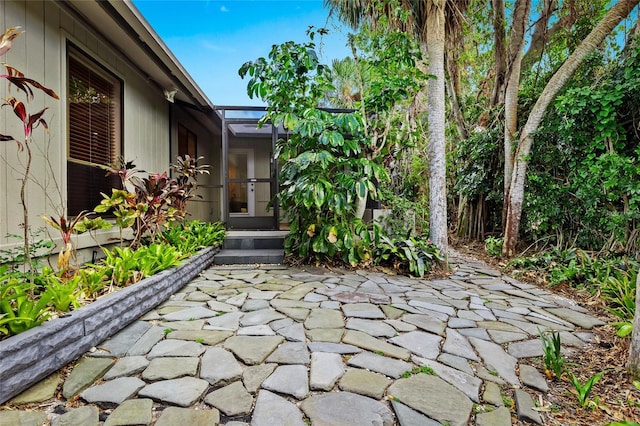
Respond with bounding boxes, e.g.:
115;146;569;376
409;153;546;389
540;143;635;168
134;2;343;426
484;236;504;258
375;236;442;278
162;220;226;254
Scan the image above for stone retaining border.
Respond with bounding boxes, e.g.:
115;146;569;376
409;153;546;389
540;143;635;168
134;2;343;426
0;247;217;404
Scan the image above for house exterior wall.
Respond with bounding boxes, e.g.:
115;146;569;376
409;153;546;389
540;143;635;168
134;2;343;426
171;107;223;223
0;1;219;263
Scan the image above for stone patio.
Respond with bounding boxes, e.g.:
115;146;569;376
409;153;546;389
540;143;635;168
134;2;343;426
0;250;605;425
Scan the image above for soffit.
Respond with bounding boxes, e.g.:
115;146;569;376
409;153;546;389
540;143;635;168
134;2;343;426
63;0;214;111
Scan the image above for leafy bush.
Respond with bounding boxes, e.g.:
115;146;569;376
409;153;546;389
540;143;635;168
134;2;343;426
375;236;442;278
508;248;638;334
95;156;210;248
239;24;427;267
100;243;187;287
0;266;52;335
523;44;640;254
601;269;637;321
484;236;504;258
161;220;226;253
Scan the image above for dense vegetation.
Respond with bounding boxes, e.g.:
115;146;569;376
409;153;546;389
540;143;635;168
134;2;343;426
239;0;640;332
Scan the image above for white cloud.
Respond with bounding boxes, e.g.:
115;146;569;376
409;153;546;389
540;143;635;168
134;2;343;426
220;5;229;12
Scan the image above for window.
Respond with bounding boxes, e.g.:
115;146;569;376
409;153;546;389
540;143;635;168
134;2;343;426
67;45;122;216
178;124;197;158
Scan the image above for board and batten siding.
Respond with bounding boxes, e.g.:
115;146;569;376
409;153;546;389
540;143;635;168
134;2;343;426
0;0;175;260
171;107;223;223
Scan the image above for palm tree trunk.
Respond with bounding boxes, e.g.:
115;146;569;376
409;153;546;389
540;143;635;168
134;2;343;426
503;0;640;256
426;0;448;253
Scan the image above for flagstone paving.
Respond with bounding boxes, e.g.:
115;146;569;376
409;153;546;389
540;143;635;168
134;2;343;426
1;251;606;425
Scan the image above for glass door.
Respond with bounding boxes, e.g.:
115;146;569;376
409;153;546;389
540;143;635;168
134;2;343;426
228;149;255;216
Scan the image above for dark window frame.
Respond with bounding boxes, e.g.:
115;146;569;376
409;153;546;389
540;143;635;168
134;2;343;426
178;123;197;159
66;43;123;216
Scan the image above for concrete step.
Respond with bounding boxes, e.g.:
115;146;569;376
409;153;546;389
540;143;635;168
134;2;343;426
213;249;285;265
223;237;284;250
223;230;288;250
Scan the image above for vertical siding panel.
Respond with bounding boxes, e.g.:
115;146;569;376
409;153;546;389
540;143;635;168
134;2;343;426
24;0;49;226
59;6;74;35
2;1;28;247
43;1;64;215
72;19;86;47
0;0;6;242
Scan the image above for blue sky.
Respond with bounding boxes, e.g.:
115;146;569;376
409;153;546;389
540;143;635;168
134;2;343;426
132;0;353;106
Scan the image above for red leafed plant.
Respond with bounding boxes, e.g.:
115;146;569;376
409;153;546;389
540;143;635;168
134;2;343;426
1;27;60;273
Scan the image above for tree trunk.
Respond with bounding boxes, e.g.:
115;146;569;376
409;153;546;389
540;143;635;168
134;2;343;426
426;1;448;253
490;0;507;106
501;0;531;230
354;193;367;220
503;0;640;257
627;271;640;378
446;52;469;140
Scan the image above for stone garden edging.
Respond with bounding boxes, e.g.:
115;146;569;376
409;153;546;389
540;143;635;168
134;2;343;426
0;247;217;404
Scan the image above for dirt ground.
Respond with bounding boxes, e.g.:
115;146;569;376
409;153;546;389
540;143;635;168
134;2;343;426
454;241;640;425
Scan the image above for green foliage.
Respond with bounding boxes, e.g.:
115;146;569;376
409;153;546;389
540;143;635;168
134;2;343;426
400;365;436;378
452;126;504;239
75;266;110;300
0;230;54;269
539;328;565;379
96;156;209;248
41;212;112;273
161;220;226;253
36;268;82;312
613;321;633;338
508;248;638;291
100;243;186;287
376;190;428;240
454;127;503;201
484;236;504;258
568;371;604;407
375;236;442;278
239;23;428;266
524;43;640;253
0;267;52;336
601;269;637;321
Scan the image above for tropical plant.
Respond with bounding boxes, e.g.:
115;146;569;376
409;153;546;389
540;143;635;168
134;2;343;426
239;28;384;266
100;243;186;288
95;155;209;248
484;236;504;258
37;268;82;312
568;371;604;407
539;328;565;379
0;27;60;273
326;0;456;252
0;271;52;336
239;21;430;266
503;0;640;256
375;235;442;277
602;269;637;321
41;213;111;274
161;220;226;253
75;266;110;301
324;56;366;108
